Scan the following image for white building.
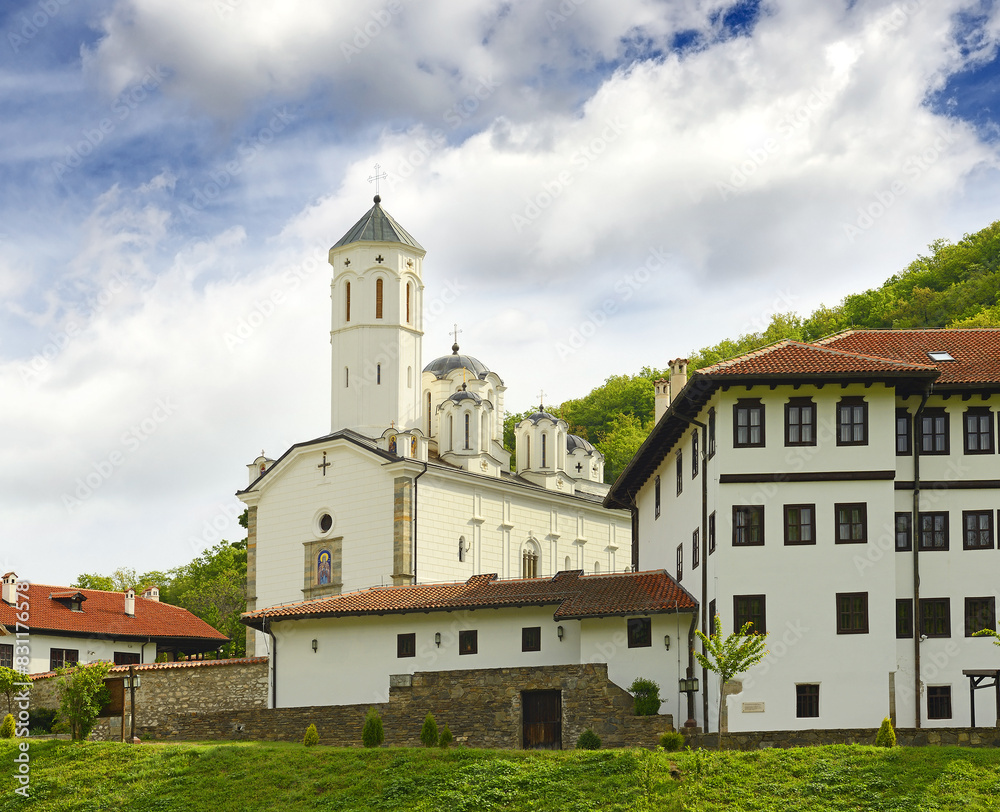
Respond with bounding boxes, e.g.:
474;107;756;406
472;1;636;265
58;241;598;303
239;196;632;666
607;330;1000;733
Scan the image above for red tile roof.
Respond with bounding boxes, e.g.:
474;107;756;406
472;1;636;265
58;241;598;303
243;570;696;627
0;582;228;643
29;656;267;681
816;329;1000;385
698;340;938;377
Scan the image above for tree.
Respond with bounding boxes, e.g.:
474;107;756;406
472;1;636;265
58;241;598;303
693;614;768;736
596;412;652;485
0;666;25;715
55;661;112;741
972;627;1000;646
420;712;438;747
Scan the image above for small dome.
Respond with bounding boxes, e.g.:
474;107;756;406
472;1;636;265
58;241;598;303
447;390;482;405
423;344;491;380
566;434;595;453
525;409;560;424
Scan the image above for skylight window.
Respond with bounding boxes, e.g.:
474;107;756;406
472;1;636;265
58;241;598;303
927;351;955;362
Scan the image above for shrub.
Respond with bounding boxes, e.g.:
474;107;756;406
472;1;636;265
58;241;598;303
875;717;896;748
420;713;439;747
28;708;59;735
55;662;112;741
575;729;601;750
439;725;453;748
362;708;384;748
0;713;14;739
659;730;685;751
629;677;662;716
303;723;319;746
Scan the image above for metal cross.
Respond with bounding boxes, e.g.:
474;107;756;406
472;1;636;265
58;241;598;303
452;324;462;345
538;390;547;409
318;452;330;476
367;163;387;195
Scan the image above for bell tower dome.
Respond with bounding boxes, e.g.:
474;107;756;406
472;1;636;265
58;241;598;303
329;196;425;437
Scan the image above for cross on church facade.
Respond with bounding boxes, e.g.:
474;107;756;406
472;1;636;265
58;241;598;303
576;462;583;472
367;163;387;196
318;452;330;476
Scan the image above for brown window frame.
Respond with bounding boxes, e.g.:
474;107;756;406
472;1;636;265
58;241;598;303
896;598;913;639
692;528;700;570
965;597;996;638
836;592;869;634
784;398;816;447
835;503;868;544
521;626;541;652
676;451;683;496
708;408;717;458
345;280;351;322
733;594;766;634
927;686;952;720
896;408;911;456
836;397;868;446
654;476;661;519
783;504;816;545
733;399;765;448
691;430;699;478
627;617;652;648
375;277;384;319
676;543;683;582
919;598;951;638
397;632;416;658
113;652;140;665
919;512;949;550
49;648;79;670
795;684;820;718
458;629;478;655
708;511;716;554
963;408;994;454
895;512;912;552
919;409;950;455
0;643;12;669
733;505;765;547
963;510;995;550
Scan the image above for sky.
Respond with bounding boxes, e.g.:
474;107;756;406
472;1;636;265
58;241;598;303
2;0;999;585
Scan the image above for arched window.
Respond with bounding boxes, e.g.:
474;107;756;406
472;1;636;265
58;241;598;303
522;540;539;579
375;278;383;319
426;392;432;434
525;436;531;469
345;367;349;388
377;364;381;385
406;282;411;323
407;366;412;388
464;414;470;449
458;536;466;562
449;416;454;451
317;550;331;586
482;412;489;450
564;556;572;571
345;281;351;322
541;434;547;468
593;561;601;574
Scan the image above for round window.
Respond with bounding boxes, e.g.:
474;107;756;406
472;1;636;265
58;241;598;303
319;513;333;533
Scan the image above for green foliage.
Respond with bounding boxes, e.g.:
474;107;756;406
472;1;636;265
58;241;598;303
596;412;653;485
0;665;25;714
659;730;685;751
875;717;896;748
628;677;662;716
55;661;112;741
438;724;453;748
420;712;438;747
694;614;769;734
303;723;319;746
0;713;14;738
575;729;601;749
559;369;665;442
362;707;384;748
971;626;1000;646
688;313;804;371
28;707;59;734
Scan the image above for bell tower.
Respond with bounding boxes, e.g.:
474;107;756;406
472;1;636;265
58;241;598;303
329;195;425;437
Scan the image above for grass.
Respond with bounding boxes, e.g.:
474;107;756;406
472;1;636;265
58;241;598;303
1;740;999;811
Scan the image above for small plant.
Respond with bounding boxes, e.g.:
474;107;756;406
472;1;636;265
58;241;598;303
420;713;438;747
0;713;14;738
629;677;662;716
576;729;601;750
438;725;452;748
361;707;384;748
875;717;896;747
303;723;319;746
659;730;685;751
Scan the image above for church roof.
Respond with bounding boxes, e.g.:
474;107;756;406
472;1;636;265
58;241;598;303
423;344;492;380
447;389;482;405
525;408;560;424
566;434;595;453
242;569;696;629
332;195;424;250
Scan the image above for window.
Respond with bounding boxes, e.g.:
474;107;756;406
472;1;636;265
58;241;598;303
896;599;913;639
692;528;700;569
541;433;547;467
654;476;661;519
458;536;466;562
964;408;994;454
426;392;432;434
458;630;478;655
522;543;539;579
113;652;140;665
522;626;541;652
835;503;867;544
692;431;699;478
676;544;683;582
397;633;416;658
919;512;949;550
734;595;766;634
836;397;868;446
627;617;652;648
927;686;952;720
785;398;816;446
896;409;911;455
465;414;470;449
965;597;996;638
0;644;12;669
963;510;994;550
708;512;716;554
784;504;815;545
919;598;950;638
448;416;454;451
796;684;819;718
377;364;381;385
375;278;384;319
919;409;949;454
708;408;716;458
734;399;765;447
836;592;869;634
733;505;764;546
406;282;411;323
345;281;351;322
928;351;955;362
676;451;683;495
895;513;912;552
345;367;349;387
49;648;78;670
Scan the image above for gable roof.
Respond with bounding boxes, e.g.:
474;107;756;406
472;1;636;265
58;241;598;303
242;569;696;629
697;339;938;377
0;583;228;644
332;196;424;250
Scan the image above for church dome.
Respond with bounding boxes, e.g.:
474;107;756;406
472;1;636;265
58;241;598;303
423;344;491;380
525;408;560;424
333;196;424;250
447;389;482;405
566;434;595;453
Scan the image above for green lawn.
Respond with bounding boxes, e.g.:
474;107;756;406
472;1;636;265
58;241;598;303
1;740;999;811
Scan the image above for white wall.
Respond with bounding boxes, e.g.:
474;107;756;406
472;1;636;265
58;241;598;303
21;633;155;674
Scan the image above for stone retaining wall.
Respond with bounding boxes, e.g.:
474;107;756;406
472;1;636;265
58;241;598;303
685;726;1000;750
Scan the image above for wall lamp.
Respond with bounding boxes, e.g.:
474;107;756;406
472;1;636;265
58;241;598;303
557;625;565;641
679;677;700;694
663;634;671;651
311;639;318;653
435;632;441;648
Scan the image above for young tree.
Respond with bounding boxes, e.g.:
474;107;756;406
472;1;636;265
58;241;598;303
55;661;112;741
693;614;768;736
0;666;25;715
972;627;1000;646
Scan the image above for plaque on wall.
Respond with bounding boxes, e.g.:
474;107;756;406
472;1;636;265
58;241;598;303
742;701;765;713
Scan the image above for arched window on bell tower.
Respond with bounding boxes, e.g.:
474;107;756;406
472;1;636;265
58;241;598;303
464;413;470;449
345;281;351;322
426;392;432;434
541;433;547;468
375;278;384;319
406;282;412;323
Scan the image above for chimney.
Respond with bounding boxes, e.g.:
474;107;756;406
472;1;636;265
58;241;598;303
1;572;17;605
124;588;135;617
668;358;689;402
141;586;160;602
654;379;670;423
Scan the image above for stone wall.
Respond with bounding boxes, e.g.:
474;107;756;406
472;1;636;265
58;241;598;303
685;726;1000;750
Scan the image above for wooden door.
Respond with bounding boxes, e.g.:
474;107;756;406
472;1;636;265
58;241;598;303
522;690;561;750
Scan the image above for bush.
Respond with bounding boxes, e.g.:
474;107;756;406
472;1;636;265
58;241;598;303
875;717;896;748
303;723;319;746
659;730;685;751
28;708;59;735
0;714;14;738
438;725;452;748
629;677;662;716
575;729;601;750
420;713;438;747
362;708;384;748
55;661;112;741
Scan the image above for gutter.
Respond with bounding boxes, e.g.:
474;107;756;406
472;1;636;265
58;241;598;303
912;386;931;729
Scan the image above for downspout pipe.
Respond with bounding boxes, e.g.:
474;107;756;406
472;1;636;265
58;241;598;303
265;616;277;710
912;387;931;729
685;609;699;729
412;461;429;585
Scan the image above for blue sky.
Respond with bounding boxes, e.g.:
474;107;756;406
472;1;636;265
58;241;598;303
2;0;999;584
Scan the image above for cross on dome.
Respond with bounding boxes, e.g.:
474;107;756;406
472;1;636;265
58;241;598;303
367;163;387;197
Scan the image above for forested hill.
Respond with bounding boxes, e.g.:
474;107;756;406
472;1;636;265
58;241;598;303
511;219;1000;484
